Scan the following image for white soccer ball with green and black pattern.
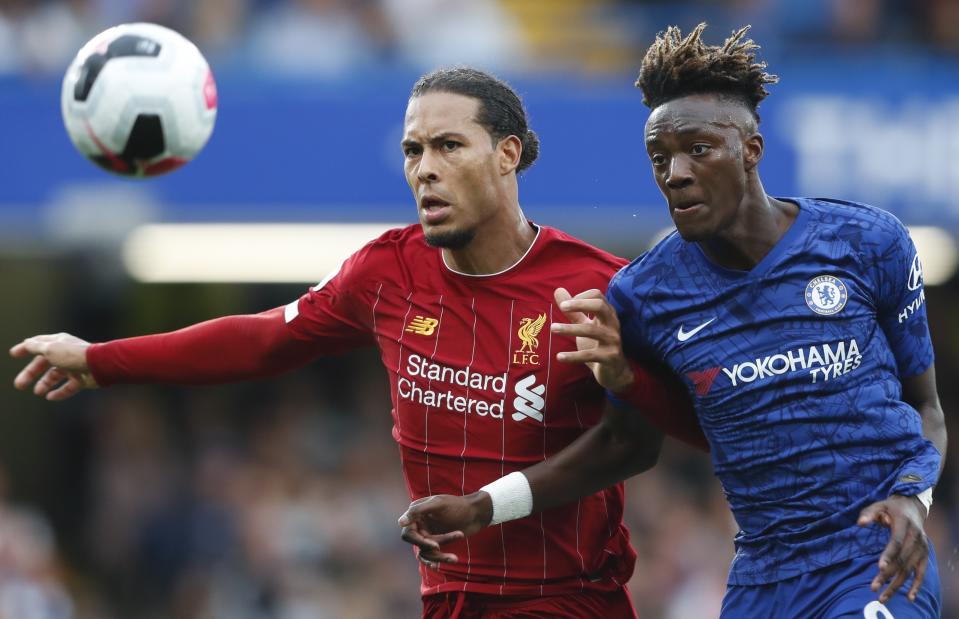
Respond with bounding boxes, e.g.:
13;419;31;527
61;22;217;177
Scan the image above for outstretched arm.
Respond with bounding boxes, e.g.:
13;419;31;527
10;307;319;400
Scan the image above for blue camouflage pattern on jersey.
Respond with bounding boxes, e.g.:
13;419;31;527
608;198;940;586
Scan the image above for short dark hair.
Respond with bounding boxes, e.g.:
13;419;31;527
411;67;540;173
636;23;778;121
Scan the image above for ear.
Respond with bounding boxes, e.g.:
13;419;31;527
743;132;764;171
497;135;523;175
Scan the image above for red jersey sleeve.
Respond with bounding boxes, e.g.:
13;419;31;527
282;235;385;350
611;360;709;451
87;307;320;387
87;231;405;387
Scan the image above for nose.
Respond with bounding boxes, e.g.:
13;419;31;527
416;149;440;184
665;155;694;189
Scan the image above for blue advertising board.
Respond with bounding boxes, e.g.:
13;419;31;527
2;56;957;241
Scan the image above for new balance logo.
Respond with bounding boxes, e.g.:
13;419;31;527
512;374;545;422
405;315;438;336
677;318;715;342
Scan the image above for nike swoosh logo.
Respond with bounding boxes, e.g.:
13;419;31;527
677;318;716;342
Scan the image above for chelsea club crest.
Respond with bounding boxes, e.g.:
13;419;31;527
805;275;848;315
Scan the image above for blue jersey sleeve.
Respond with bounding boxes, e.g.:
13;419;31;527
605;260;669;410
873;218;934;378
871;217;940;495
606;263;652;363
605;267;632;331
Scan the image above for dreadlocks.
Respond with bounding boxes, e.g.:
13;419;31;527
636;23;779;121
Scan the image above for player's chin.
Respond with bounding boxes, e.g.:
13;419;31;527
423;225;476;249
672;220;711;242
671;205;719;240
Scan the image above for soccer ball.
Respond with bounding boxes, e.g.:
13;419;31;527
61;23;217;177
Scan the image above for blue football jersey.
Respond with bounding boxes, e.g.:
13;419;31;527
608;197;940;586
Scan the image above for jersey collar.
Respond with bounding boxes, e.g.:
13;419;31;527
441;222;542;279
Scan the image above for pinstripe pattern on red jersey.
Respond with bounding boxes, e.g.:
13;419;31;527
498;299;515;595
573;401;586;591
538;301;555;594
423;296;446;498
282;224;636;597
393;291;415;436
392;290;420;581
424;295;447;588
460;297;477;590
370;283;384;347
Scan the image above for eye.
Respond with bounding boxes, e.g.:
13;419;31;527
691;143;710;155
403;145;421;158
650;153;666;166
442;140;460;152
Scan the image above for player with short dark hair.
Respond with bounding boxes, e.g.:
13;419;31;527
10;67;704;618
399;26;946;618
411;67;541;176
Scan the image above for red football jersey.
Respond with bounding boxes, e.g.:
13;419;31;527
284;223;634;597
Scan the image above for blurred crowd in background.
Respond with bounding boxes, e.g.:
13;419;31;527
2;1;959;618
1;279;955;619
0;274;740;619
2;0;959;79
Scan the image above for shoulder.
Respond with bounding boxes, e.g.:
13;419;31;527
334;224;429;283
791;199;917;285
790;197;908;244
608;230;683;311
534;224;629;273
611;229;683;289
367;223;428;250
350;224;428;262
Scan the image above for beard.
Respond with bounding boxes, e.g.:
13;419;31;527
424;227;476;249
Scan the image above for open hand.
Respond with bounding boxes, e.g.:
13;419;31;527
550;288;633;393
857;494;929;603
10;333;97;400
398;493;491;569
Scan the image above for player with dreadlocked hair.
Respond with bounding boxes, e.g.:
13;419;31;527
400;23;944;618
636;23;777;118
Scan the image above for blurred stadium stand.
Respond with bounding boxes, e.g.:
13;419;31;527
1;1;958;618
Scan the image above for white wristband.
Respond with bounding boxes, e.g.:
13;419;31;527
480;472;533;525
916;487;933;517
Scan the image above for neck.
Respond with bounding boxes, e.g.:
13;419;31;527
699;176;798;271
443;206;536;275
